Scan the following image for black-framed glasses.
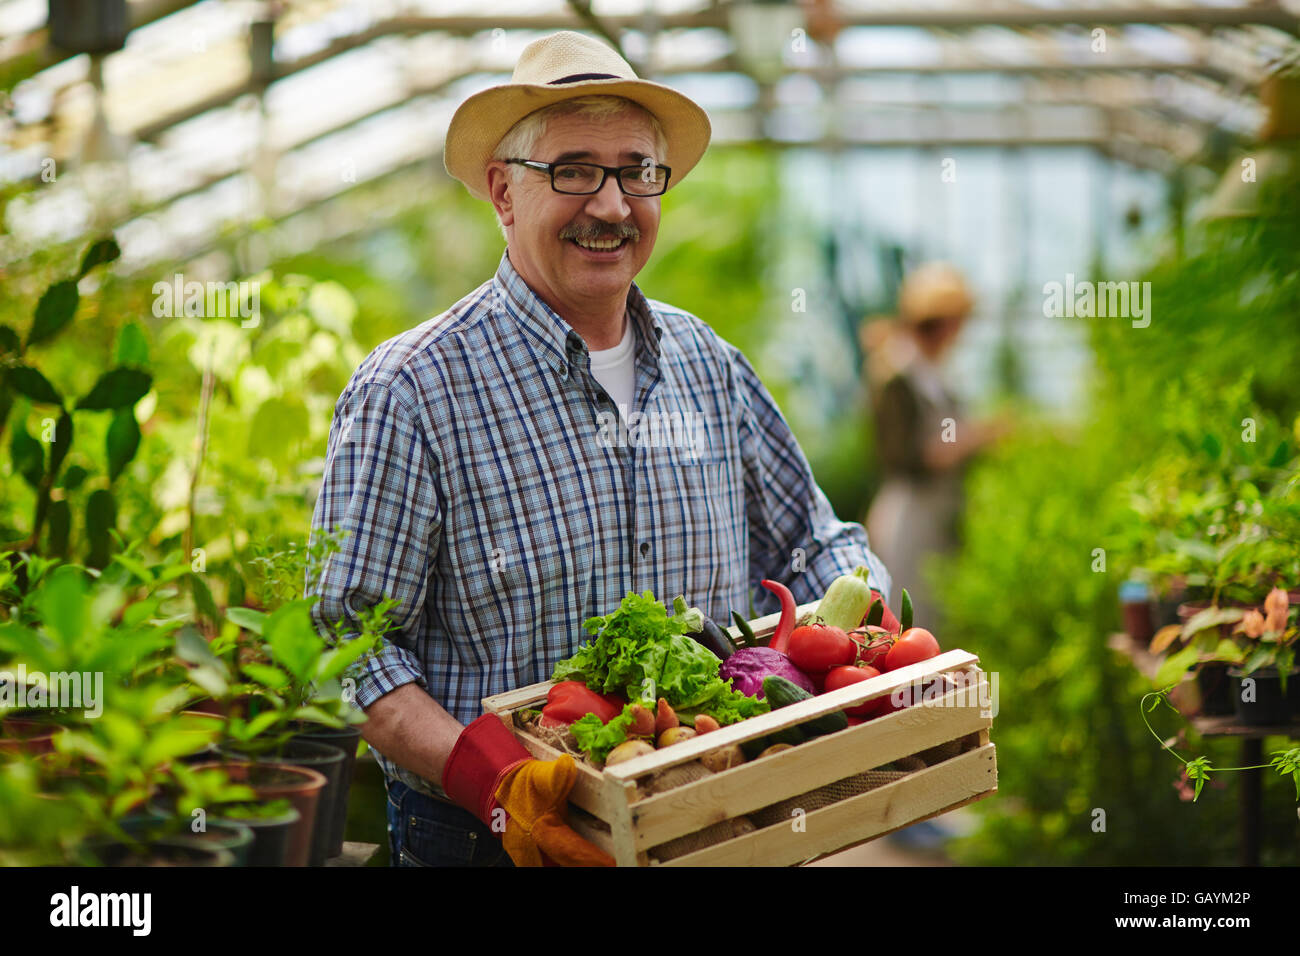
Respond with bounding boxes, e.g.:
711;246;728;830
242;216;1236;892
505;159;671;196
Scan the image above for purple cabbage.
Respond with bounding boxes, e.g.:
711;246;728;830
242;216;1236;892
718;647;816;699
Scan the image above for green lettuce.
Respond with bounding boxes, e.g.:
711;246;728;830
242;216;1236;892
570;704;638;764
552;591;770;730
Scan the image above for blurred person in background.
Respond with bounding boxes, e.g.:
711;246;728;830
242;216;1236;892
863;263;1006;631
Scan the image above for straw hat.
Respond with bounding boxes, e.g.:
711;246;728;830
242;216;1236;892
444;31;712;201
897;263;974;323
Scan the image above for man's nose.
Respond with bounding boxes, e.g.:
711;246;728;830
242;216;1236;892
583;170;632;221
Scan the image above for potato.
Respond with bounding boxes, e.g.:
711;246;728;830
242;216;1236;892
757;743;795;759
605;739;655;766
657;726;696;748
699;744;746;772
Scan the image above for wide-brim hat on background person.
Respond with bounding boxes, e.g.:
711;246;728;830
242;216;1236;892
444;30;712;201
897;262;975;324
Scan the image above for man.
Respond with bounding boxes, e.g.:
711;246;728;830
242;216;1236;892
308;31;892;867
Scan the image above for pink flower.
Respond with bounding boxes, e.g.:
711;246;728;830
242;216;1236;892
1264;587;1289;634
1239;609;1267;639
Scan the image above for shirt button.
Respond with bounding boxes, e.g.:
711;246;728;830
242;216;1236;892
639;542;650;559
554;362;567;381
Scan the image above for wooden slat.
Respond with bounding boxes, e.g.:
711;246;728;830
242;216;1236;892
606;781;646;866
482;680;553;714
657;743;997;867
566;806;615;856
602;651;981;781
629;678;990;849
506;727;623;822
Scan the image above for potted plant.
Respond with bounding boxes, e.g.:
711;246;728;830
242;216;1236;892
227;596;393;863
176;592;389;864
1148;603;1248;717
1227;587;1298;725
149;760;307;867
1148;586;1298;724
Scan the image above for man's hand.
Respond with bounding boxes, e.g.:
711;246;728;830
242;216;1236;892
443;715;615;867
494;755;616;867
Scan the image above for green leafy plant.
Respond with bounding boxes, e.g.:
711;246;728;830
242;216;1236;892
0;550;231;860
1;237;154;567
1145;587;1297;693
1142;687;1300;803
180;594;394;758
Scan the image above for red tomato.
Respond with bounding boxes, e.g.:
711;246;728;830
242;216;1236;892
824;664;886;717
851;626;895;670
883;628;941;671
787;624;855;674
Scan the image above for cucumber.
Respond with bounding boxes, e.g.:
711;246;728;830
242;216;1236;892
740;725;803;760
816;572;876;630
761;676;850;737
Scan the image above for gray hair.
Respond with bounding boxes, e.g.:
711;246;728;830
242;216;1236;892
489;95;669;239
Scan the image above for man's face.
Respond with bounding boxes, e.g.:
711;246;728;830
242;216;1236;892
489;109;662;318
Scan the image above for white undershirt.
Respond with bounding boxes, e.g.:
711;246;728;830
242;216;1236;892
587;317;637;418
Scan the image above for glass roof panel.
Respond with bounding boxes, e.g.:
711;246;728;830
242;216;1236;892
0;0;1291;271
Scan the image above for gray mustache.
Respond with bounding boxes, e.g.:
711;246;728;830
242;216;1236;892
559;223;640;242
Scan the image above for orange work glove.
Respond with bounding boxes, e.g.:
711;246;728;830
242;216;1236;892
494;755;615;867
442;715;614;867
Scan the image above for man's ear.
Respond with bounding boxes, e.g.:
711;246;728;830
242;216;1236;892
486;162;515;228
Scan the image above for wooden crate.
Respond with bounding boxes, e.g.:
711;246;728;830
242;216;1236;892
482;602;997;866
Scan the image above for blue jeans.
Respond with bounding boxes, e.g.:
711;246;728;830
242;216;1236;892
384;778;514;868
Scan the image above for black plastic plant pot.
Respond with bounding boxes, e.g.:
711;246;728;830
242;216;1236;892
212;808;299;867
84;816;236;867
90;841;235;867
176;821;256;867
49;0;129;54
1196;664;1236;717
1229;667;1300;726
148;792;299;868
290;722;362;858
221;740;347;867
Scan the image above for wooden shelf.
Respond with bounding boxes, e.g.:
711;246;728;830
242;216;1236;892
1106;633;1300;740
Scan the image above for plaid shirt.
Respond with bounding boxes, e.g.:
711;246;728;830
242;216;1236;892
308;251;891;794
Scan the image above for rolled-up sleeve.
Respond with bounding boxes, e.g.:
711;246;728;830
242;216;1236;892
732;347;892;612
308;378;441;709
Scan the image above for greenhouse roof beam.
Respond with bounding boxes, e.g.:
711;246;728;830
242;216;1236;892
121;122;1179;277
270;8;1298;34
0;0;201;87
112;98;1193;230
124;50;1258;146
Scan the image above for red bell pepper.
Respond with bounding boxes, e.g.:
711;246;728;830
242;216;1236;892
871;589;902;634
538;681;625;728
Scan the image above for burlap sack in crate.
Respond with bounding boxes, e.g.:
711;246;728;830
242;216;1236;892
748;767;912;830
639;760;758;862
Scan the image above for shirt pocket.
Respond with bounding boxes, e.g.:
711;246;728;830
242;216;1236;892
647;438;742;604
